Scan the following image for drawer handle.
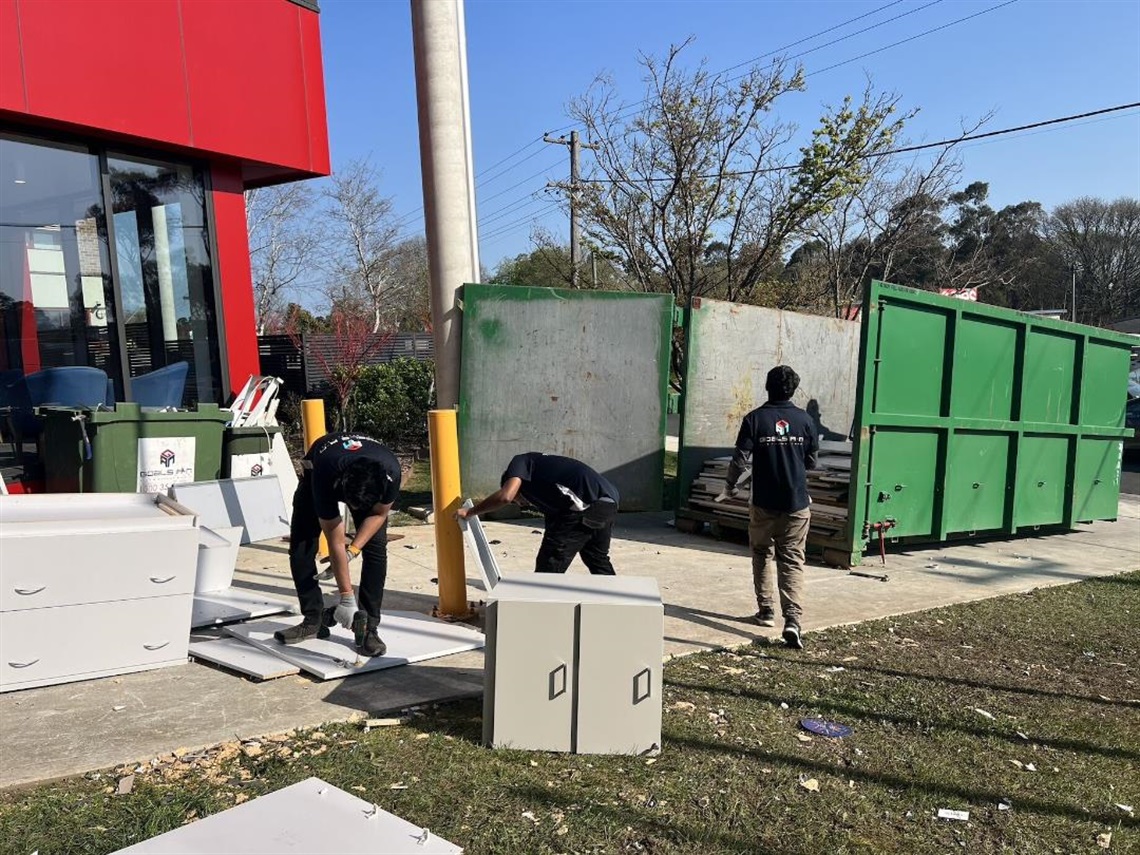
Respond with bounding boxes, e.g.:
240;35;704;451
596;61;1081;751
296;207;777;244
143;641;170;651
633;667;653;704
548;663;567;700
149;576;177;584
14;586;46;596
8;659;40;669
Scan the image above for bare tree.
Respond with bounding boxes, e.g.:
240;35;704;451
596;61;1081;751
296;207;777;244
322;159;403;333
245;183;318;334
388;236;432;331
1048;197;1140;326
569;41;913;311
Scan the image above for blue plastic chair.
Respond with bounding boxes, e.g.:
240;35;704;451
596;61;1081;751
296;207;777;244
131;361;188;408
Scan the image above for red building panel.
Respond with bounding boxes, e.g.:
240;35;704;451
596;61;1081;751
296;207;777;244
16;0;193;146
299;6;332;176
0;0;26;113
211;161;261;393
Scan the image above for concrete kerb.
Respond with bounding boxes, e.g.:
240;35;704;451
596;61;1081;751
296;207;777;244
1;496;1137;789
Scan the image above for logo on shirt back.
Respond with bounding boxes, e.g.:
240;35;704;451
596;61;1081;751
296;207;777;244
775;420;790;436
342;439;363;452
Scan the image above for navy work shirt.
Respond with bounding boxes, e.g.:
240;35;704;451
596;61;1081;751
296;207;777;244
502;453;619;517
728;401;819;513
304;432;401;519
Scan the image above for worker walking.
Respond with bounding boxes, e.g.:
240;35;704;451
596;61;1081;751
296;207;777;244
457;452;619;574
274;431;401;657
720;365;818;650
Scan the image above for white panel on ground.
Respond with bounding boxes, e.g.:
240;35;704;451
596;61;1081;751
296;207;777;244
270;433;299;510
188;637;299;680
111;776;462;854
457;499;503;590
224;611;484;681
170;477;289;544
191;589;294;629
194;525;243;594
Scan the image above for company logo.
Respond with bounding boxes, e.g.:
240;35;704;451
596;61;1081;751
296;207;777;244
160;449;176;466
250;463;264;477
774;420;790;437
342;439;363;452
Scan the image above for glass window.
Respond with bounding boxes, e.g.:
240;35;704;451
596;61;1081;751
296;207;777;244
0;136;123;393
108;155;222;404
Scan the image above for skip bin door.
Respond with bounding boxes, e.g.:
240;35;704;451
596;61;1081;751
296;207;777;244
485;599;576;752
866;429;939;538
575;602;664;755
1074;439;1122;522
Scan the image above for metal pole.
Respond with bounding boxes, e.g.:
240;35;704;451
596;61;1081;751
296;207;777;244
428;409;470;618
301;399;329;558
411;0;479;411
570;130;581;289
1071;265;1077;324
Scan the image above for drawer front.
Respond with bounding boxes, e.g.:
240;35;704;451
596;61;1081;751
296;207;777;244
0;528;198;611
0;596;191;688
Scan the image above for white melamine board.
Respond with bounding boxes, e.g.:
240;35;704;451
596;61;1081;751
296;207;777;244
457;500;503;590
194;525;243;594
489;574;661;607
191;589;294;628
112;776;462;854
188;637;299;680
170;477;289;544
270;433;299;508
0;493;196;527
224;611;484;681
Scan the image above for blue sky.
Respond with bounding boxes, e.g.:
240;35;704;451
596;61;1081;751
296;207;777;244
318;0;1140;270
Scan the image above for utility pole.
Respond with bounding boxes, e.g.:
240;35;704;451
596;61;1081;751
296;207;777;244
544;130;599;288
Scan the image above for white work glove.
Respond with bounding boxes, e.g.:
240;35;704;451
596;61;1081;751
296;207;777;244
330;592;358;630
317;544;360;580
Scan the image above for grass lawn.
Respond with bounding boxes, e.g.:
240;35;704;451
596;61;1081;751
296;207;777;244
5;576;1136;855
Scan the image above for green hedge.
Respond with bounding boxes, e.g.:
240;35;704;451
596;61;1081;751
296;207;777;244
350;359;436;449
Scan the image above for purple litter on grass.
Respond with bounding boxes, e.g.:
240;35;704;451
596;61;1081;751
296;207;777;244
800;718;853;738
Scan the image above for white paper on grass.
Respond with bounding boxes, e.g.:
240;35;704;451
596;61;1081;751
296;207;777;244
188;637;299;680
457;499;504;590
224;611;484;681
170;477;289;544
191;589;294;629
110;776;463;854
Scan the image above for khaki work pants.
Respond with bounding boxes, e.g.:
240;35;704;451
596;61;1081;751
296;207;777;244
749;505;810;624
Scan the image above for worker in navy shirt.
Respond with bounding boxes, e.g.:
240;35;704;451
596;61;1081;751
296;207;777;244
721;365;818;650
274;432;401;657
457;452;620;574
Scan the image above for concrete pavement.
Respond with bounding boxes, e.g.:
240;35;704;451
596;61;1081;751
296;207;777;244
2;496;1137;789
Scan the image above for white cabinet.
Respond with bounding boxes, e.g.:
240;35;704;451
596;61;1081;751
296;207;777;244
0;493;199;692
483;575;663;755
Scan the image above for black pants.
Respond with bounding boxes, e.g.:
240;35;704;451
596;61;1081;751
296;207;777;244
289;473;387;621
535;511;616;575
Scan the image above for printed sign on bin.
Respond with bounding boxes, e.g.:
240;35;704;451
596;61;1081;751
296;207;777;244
137;436;196;493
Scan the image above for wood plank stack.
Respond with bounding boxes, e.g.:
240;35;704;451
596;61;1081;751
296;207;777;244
685;441;853;548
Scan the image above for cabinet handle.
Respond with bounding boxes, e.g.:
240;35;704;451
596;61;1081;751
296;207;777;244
8;659;39;669
143;641;170;651
548;663;567;700
633;668;653;704
149;576;176;584
14;586;46;596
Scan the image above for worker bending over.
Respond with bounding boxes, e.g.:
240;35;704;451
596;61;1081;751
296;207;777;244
457;452;619;575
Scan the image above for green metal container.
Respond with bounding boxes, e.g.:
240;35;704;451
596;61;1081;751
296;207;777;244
40;402;230;493
841;280;1134;565
221;425;280;478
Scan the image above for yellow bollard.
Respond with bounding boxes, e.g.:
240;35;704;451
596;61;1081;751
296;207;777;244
428;408;469;618
301;399;329;558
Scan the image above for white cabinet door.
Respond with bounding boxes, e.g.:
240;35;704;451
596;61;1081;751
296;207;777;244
1;528;198;611
575;601;664;755
484;599;576;752
0;595;191;690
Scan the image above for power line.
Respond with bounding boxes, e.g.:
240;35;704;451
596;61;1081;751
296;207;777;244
480;192;550;227
477;156;564;210
479;202;561;242
587;102;1140;183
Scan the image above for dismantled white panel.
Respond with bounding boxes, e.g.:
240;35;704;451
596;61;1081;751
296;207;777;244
224;611;484;681
191;589;294;629
170;477;289;544
457;499;503;590
112;776;462;854
188;637;299;680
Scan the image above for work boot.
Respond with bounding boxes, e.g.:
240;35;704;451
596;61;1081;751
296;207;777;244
783;622;804;651
353;611;387;657
273;615;330;645
753;606;776;627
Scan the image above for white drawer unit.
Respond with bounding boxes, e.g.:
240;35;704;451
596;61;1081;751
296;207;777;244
0;493;199;692
0;595;192;691
483;574;663;755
